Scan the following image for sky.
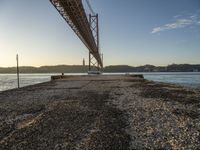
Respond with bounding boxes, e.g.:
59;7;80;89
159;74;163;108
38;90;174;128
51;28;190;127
0;0;200;67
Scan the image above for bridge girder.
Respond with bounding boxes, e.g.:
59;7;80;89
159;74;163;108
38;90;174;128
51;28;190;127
50;0;103;68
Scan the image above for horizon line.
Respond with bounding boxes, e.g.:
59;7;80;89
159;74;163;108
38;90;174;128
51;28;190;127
1;63;200;68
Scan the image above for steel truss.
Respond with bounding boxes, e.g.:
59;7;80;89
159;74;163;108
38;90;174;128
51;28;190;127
50;0;103;69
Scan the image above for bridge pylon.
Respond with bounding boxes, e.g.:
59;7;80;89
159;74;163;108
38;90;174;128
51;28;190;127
88;14;102;71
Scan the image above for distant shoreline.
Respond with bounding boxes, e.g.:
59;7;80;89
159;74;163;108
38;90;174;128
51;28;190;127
0;72;200;74
0;64;200;73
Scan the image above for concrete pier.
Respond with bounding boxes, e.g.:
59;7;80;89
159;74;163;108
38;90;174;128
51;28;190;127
0;75;199;149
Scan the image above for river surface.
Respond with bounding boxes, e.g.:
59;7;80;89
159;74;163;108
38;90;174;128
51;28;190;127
0;72;200;91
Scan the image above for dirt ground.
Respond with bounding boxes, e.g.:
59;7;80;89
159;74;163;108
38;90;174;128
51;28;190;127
0;75;199;149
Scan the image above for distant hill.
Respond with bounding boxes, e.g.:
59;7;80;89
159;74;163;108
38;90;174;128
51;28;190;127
104;64;200;72
0;64;200;73
0;65;88;73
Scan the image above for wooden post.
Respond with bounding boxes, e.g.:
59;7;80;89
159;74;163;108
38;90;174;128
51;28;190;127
16;54;20;88
102;53;103;69
89;52;91;71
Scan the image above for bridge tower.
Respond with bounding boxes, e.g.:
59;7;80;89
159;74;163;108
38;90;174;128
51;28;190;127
89;14;102;71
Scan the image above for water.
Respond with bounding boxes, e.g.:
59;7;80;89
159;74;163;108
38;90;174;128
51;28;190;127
0;74;53;92
0;72;200;92
143;72;200;89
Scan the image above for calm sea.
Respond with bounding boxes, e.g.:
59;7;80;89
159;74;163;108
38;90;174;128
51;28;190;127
0;72;200;92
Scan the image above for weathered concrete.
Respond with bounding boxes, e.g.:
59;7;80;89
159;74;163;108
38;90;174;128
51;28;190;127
0;75;199;149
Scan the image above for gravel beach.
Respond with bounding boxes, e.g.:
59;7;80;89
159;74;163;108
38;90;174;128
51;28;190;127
0;75;199;149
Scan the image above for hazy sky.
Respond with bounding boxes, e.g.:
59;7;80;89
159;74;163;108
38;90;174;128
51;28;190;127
0;0;200;67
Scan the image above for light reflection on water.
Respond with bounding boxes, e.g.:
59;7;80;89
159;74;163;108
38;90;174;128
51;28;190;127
0;72;200;91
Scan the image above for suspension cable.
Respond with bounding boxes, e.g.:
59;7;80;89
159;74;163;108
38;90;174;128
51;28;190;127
85;0;95;15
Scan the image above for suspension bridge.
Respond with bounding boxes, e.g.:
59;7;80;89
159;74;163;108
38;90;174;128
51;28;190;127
50;0;103;71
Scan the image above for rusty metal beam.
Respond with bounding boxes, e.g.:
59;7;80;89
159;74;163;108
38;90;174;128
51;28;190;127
50;0;103;68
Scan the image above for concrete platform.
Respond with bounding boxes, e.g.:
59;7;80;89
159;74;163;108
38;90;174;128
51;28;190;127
0;75;199;149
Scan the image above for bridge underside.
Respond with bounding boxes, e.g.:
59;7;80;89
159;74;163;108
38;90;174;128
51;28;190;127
50;0;103;69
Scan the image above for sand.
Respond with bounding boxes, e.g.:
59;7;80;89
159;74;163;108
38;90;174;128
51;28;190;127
0;75;199;149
